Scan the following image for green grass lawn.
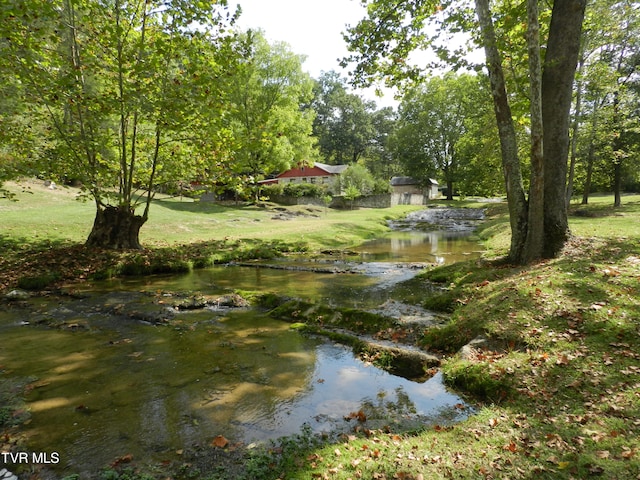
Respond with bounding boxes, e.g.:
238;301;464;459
0;179;426;250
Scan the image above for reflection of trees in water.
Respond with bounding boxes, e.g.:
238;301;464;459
389;232;440;253
360;387;418;418
360;386;470;429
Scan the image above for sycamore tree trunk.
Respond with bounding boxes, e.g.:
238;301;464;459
86;205;148;250
524;0;545;263
541;0;586;258
475;0;585;264
475;0;528;263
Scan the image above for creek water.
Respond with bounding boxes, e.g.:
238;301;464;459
0;208;484;477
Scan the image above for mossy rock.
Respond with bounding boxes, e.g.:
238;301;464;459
421;290;459;313
268;299;397;334
17;272;61;290
443;360;512;403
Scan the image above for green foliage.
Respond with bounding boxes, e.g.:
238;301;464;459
241;425;324;480
343;185;361;205
420;289;458;312
281;182;327;198
311;71;378;164
0;406;11;426
0;0;240;245
572;0;640;204
334;164;376;196
223;31;318;182
392;73;501;197
99;468;155;480
443;360;512;403
17;272;61;290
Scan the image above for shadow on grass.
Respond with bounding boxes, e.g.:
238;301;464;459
153;197;265;214
570;198;640;218
0;235;72;253
0;236;309;291
411;236;640;357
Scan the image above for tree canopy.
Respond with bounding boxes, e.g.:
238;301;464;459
343;0;587;264
221;30;318;193
311;71;377;165
0;0;240;248
392;73;498;199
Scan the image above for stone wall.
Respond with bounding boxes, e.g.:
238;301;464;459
203;192;405;209
268;195;329;207
391;192;428;206
331;194;392;209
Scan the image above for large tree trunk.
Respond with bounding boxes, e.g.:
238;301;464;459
541;0;586;258
475;0;528;263
613;161;623;207
524;0;545;263
446;180;454;200
86;205;147;249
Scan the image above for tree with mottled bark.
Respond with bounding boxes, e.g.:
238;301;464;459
343;0;586;264
0;0;239;249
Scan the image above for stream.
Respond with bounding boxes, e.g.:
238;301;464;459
0;208;484;478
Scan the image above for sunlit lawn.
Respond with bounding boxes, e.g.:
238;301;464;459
1;179;425;250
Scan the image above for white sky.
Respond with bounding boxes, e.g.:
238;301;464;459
228;0;399;108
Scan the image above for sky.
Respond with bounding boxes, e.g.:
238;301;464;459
227;0;399;107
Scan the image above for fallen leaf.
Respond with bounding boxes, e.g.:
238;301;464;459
212;435;229;448
111;454;133;467
620;448;635;459
588;465;605;475
503;442;518;452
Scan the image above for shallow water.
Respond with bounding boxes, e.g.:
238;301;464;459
0;309;466;476
0;210;483;477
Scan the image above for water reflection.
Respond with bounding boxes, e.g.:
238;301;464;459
0;310;467;477
355;230;483;265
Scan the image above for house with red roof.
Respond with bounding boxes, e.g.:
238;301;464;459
259;162;348;187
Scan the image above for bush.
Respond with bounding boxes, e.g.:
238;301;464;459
282;182;327;198
261;182;328;199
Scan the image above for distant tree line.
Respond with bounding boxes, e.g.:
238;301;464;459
0;0;638;254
